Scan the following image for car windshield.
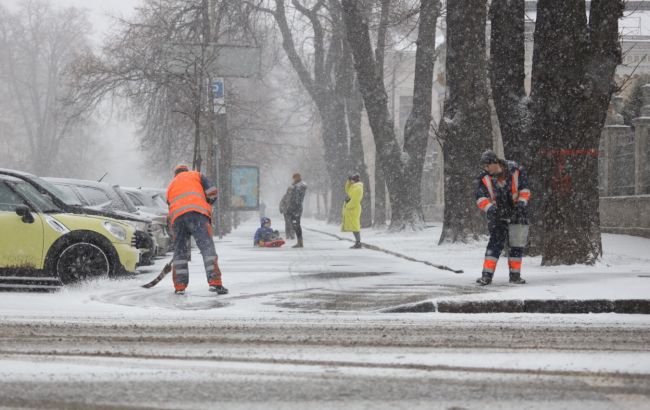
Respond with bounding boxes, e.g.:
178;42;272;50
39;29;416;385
130;191;167;210
152;194;168;210
36;177;83;206
73;185;128;212
126;192;144;207
11;181;62;213
114;187;139;213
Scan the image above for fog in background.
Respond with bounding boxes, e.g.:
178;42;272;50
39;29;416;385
1;0;161;188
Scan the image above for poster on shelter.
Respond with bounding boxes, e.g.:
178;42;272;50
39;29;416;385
231;166;259;210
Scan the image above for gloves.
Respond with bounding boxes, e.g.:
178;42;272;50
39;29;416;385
486;206;497;233
486;206;497;221
514;201;528;224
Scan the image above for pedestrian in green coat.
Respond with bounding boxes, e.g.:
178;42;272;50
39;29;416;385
341;174;363;249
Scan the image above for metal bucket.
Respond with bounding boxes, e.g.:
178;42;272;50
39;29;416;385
509;224;529;248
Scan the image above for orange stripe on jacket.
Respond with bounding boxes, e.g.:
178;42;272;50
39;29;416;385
519;189;531;202
476;197;493;212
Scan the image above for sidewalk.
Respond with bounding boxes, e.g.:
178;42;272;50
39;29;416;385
307;219;650;313
1;217;648;317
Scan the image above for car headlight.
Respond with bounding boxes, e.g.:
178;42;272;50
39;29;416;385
103;221;127;241
44;215;70;234
124;220;147;232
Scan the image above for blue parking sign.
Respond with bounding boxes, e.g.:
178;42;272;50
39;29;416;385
212;80;224;99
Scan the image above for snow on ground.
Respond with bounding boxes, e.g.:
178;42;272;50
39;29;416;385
2;349;649;381
0;217;649;321
310;220;650;302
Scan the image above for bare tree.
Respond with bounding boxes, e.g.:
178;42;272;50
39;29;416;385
341;0;440;230
490;0;624;264
254;0;375;224
70;0;265;233
0;0;97;176
437;0;493;243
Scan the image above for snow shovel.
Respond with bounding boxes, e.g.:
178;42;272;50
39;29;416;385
142;260;173;288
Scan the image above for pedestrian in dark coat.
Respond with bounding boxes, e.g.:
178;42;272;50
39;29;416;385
287;173;307;248
279;186;295;239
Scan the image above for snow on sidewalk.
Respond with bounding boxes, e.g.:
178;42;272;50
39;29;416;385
307;218;650;302
0;217;649;319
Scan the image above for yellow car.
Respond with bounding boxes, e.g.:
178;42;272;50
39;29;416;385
0;174;140;286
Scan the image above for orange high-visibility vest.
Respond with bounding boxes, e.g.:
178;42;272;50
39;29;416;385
167;171;212;224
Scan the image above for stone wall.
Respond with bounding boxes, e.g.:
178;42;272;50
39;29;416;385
600;195;650;238
599;88;650;238
600;91;650;196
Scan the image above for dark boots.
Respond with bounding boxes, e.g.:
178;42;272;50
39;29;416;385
476;274;493;286
351;232;361;249
209;285;229;294
509;273;526;284
292;238;304;248
476;273;526;285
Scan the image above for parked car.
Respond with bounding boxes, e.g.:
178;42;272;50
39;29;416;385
0;174;140;288
44;178;171;256
122;187;168;216
0;169;154;266
123;187;173;249
115;186;172;254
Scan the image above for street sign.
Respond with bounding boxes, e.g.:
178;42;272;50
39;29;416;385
210;78;225;113
211;79;224;99
165;44;261;78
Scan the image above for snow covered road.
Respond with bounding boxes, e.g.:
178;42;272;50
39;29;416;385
0;316;649;409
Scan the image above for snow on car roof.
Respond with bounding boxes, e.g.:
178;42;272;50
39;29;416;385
0;174;23;182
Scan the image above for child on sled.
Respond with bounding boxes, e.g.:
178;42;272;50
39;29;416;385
254;217;285;248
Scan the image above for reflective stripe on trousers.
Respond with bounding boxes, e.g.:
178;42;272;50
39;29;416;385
482;220;524;277
172;212;222;290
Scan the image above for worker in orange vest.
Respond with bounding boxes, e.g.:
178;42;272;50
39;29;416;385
167;164;228;295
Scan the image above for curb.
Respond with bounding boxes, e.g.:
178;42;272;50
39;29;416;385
382;299;650;314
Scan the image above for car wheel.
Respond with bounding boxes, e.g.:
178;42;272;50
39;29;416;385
55;242;110;284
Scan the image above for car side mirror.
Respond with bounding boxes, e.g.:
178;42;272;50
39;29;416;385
15;205;34;224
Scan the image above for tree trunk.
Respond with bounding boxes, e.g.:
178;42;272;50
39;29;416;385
401;0;439;228
321;97;351;224
489;0;622;264
271;0;352;225
341;0;439;231
489;0;544;255
574;0;624;258
373;165;387;226
347;78;373;228
489;0;528;163
372;0;390;228
532;0;622;265
438;0;493;243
